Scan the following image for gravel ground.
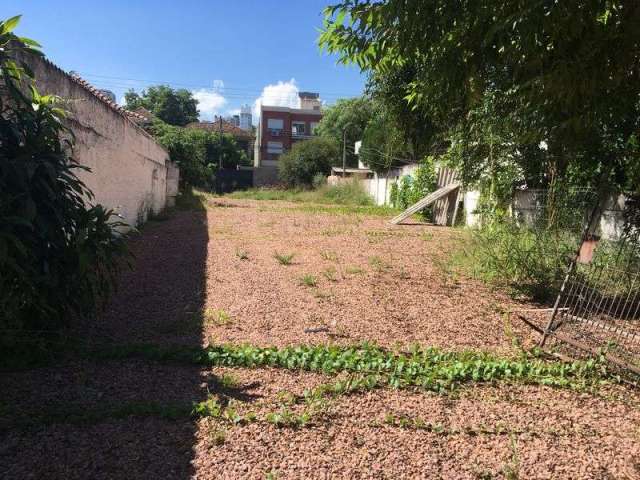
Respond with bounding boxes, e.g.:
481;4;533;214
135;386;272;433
2;197;639;479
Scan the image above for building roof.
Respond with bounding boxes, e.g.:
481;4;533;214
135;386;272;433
260;105;323;115
31;56;165;147
186;120;254;139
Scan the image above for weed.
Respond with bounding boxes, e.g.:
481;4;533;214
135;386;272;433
193;395;222;418
235;249;249;260
274;252;295;265
266;406;310;428
396;266;411;280
502;434;520;480
204;308;232;326
313;290;333;300
368;256;390;272
323;267;339;282
345;265;364;275
321;227;352;236
219;372;239;389
265;471;279;480
320;250;339;262
210;429;226;445
299;274;318;287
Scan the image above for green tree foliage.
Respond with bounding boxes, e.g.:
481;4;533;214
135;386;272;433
150;121;249;189
125;85;199;126
319;1;640;192
316;96;375;167
0;16;127;333
278;137;339;187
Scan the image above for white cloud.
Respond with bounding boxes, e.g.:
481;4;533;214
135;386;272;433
193;88;227;121
253;79;300;120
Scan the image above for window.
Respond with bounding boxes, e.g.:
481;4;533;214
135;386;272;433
267;141;283;154
292;121;306;136
267;118;284;135
310;122;319;135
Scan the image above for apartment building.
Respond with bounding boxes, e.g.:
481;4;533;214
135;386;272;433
254;92;322;168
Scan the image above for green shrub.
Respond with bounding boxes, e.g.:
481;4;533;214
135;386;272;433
391;156;437;219
278;137;339;187
0;17;128;333
151;121;249;189
457;218;577;301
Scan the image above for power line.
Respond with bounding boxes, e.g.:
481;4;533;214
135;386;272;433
78;72;363;98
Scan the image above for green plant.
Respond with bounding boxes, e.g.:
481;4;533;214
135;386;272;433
320;250;339;262
323;267;339;282
0;16;128;335
219;373;239;389
345;266;364;275
299;274;318;287
204;308;232;326
368;256;390;273
235;249;249;260
210;429;226;446
278;137;339;187
274;252;295;265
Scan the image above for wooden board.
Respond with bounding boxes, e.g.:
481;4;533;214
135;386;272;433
389;183;460;225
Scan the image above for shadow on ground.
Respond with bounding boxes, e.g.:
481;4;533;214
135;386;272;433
0;197;223;479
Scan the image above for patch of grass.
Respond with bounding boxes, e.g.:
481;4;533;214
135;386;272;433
320;250;339;262
323;267;339;282
345;265;364;275
321;227;352;236
177;188;208;211
299;274;318;287
274;252;295;265
226;181;374;207
368;255;391;272
204;308;232;326
219;372;240;389
210;429;226;445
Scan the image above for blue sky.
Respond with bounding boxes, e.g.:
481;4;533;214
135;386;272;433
5;0;366;122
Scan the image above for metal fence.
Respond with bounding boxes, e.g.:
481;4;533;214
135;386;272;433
526;190;640;376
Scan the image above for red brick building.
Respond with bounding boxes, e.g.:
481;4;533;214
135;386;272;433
254;92;323;168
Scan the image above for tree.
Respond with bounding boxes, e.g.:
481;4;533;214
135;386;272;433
150;121;249;189
278;137;339;187
124;85;199;126
1;16;127;333
319;1;640;192
316;96;375;167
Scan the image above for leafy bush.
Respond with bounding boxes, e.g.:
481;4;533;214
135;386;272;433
150;120;249;189
0;17;128;333
391;156;437;218
278;137;339;187
457;218;577;301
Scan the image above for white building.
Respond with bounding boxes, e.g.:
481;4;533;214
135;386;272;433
240;104;252;131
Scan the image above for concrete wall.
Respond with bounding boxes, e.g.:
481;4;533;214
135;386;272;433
16;51;178;229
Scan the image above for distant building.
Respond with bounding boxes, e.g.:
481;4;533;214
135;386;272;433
254;92;323;168
239;104;252;131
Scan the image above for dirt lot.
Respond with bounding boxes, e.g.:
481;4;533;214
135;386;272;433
2;195;639;479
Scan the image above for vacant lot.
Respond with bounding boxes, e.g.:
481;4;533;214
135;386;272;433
2;194;639;479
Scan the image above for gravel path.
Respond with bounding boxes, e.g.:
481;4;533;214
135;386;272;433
2;197;639;479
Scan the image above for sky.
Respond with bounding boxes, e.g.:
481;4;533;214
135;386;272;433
4;0;366;122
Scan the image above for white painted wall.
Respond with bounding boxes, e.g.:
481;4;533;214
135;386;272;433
18;52;178;229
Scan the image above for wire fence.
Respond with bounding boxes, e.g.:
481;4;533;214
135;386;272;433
519;188;640;376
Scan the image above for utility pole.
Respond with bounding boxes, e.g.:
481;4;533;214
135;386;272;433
342;127;347;178
218;115;224;171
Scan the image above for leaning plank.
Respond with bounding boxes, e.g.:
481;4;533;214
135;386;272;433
390;183;460;225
